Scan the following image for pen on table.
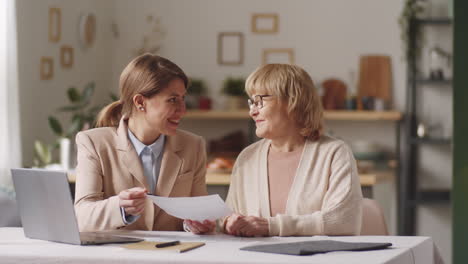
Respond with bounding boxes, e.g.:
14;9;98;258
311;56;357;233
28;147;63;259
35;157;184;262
155;240;180;248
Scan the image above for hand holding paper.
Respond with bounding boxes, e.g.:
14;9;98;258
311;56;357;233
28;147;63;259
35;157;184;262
148;194;232;221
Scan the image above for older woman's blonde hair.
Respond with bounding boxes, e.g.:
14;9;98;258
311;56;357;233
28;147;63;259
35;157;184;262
245;64;324;140
96;53;188;127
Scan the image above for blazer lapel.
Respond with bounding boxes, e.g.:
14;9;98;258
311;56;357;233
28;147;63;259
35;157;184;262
153;133;182;218
116;117;150;190
155;134;182;197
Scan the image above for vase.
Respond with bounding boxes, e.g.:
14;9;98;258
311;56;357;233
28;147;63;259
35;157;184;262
185;95;198;109
60;137;71;171
198;96;212;110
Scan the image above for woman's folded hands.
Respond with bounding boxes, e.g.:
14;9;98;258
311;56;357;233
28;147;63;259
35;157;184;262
224;213;269;237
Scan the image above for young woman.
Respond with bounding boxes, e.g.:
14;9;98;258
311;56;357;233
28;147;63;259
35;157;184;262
74;54;209;232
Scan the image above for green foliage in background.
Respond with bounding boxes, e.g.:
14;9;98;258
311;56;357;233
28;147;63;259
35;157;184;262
34;82;118;167
222;77;246;97
188;78;207;95
48;82;101;138
398;0;425;61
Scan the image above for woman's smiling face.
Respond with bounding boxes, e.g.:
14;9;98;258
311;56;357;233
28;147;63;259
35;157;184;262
142;78;186;136
248;91;297;140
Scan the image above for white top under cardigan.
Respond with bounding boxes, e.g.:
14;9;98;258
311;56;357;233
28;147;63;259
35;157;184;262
225;135;363;236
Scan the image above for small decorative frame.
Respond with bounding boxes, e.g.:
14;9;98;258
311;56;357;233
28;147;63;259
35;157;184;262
48;7;61;43
251;13;279;34
40;57;54;80
134;14;166;56
217;32;244;66
262;48;295;65
60;45;74;68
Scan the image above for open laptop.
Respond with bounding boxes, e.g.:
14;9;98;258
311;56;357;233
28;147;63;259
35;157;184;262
11;168;143;245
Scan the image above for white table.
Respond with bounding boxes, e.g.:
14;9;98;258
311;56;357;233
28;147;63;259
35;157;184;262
0;228;436;264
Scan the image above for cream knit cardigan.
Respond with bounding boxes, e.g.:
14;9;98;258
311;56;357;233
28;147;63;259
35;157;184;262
225;135;363;236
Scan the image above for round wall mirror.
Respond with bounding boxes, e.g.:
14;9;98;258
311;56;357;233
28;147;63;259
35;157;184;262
78;13;96;49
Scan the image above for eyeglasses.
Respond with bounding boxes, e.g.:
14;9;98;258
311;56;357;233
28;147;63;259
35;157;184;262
247;94;274;110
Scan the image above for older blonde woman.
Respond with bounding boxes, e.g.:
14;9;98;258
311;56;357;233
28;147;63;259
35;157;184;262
221;64;363;237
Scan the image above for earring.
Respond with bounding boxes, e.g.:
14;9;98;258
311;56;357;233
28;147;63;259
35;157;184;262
138;106;144;111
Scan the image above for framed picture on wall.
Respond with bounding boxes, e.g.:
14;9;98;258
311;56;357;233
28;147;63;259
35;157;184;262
60;45;74;68
251;13;279;34
40;57;54;80
49;7;61;43
262;48;295;65
217;32;244;66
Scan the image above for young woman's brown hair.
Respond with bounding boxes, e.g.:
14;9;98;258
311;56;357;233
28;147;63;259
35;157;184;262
96;54;188;127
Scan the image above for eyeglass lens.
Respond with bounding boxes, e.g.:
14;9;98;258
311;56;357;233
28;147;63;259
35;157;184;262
248;95;268;109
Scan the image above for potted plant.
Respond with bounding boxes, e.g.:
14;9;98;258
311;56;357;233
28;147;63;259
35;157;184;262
189;79;206;96
48;82;102;170
221;77;247;110
187;78;210;110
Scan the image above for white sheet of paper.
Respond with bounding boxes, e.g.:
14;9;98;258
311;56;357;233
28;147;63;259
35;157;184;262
148;194;232;221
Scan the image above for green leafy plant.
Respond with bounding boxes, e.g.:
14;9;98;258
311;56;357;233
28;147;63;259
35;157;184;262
35;82;118;168
48;82;102;138
35;82;99;168
398;0;426;61
188;78;207;95
221;77;246;97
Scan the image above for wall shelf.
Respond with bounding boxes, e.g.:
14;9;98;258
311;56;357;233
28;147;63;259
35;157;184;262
415;18;452;25
69;171;393;188
185;110;249;120
409;190;451;205
206;171;393;187
415;79;452;86
185;110;403;121
410;137;452;145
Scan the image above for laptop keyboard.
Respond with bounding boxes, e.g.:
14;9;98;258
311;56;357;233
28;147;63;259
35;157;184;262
81;232;114;239
80;232;115;244
79;232;142;245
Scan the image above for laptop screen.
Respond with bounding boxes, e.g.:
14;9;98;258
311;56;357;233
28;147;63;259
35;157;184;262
11;168;81;244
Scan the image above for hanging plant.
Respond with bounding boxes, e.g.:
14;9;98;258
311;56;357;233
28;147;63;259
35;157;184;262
398;0;426;62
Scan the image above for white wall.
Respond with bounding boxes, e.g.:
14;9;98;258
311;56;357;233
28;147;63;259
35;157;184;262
110;1;451;261
111;0;406;152
16;0;114;166
111;0;405;237
15;0;451;262
111;0;406;111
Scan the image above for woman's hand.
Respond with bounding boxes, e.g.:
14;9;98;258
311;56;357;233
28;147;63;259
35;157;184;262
184;219;216;234
118;187;147;216
225;214;269;237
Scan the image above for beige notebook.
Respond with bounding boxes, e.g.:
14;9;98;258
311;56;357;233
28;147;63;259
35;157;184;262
122;241;205;253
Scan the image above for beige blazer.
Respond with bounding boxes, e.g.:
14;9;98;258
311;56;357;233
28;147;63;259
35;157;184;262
225;135;363;236
74;118;207;232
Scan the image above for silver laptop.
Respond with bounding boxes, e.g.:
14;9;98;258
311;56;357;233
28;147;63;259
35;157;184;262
11;168;143;245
